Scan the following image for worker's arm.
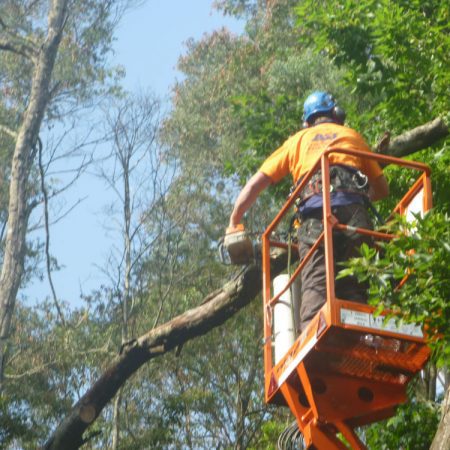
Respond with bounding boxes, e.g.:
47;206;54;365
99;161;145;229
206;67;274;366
368;174;389;202
228;171;272;228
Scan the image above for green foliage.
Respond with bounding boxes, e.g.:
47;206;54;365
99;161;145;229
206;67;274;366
0;0;130;269
228;49;349;188
2;1;448;448
426;141;450;214
247;418;291;450
164;0;352;230
93;298;273;449
381;141;450;217
0;298;117;448
296;0;450;134
0;395;30;448
161;301;270;449
365;400;440;450
0;0;127;121
166;2;450;444
214;0;261;18
339;211;450;366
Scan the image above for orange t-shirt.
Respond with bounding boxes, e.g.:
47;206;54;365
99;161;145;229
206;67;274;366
259;123;383;184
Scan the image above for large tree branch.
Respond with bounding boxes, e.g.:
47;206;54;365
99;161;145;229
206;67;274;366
0;37;36;59
380;117;449;158
43;248;292;450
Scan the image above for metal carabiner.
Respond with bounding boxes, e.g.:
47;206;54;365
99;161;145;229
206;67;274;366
353;170;369;189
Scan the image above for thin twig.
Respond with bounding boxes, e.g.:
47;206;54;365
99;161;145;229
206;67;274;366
0;124;18;139
37;137;66;326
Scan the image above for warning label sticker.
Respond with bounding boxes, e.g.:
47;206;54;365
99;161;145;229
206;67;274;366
340;308;423;338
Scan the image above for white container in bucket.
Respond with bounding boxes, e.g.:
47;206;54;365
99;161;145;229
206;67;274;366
273;274;297;364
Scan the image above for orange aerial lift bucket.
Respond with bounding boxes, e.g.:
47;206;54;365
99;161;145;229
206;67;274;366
261;149;432;449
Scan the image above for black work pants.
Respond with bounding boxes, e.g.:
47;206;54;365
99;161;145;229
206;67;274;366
297;203;373;332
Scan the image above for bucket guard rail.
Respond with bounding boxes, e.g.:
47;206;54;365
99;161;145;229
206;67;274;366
262;149;432;450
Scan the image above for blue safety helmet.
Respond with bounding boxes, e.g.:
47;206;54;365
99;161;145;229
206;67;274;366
303;91;336;123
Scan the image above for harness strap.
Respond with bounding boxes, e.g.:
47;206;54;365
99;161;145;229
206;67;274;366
294;165;369;204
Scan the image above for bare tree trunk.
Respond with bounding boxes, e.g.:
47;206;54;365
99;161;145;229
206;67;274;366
430;385;450;450
111;388;123;450
112;132;133;450
428;363;438;401
0;0;68;385
235;346;259;450
419;363;439;402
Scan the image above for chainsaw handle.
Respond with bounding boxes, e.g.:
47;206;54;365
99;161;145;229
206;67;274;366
218;239;231;265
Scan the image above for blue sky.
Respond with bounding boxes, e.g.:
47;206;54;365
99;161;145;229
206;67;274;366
26;1;243;306
114;0;243;94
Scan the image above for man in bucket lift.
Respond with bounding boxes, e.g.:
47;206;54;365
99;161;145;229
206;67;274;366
226;91;389;332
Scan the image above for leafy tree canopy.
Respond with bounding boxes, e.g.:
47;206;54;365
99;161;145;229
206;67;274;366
340;211;450;366
295;0;450;135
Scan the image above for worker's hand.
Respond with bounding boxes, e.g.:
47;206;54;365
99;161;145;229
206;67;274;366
224;224;244;249
223;223;253;265
225;223;245;235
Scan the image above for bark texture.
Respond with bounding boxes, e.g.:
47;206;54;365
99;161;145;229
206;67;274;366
431;386;450;450
381;117;449;158
44;248;292;450
0;0;69;382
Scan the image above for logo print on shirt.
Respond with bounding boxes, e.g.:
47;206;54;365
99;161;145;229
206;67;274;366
312;133;338;142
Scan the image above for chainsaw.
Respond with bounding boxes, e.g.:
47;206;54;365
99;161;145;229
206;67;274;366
218;224;254;265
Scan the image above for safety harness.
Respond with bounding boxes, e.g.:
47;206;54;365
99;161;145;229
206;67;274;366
292;165;379;246
295;164;369;205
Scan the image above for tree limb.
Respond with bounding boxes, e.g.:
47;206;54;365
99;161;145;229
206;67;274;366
0;35;37;60
0;124;18;139
38;137;66;326
430;385;450;450
43;248;292;450
380;117;449;158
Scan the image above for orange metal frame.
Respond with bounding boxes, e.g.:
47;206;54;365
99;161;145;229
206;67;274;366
262;149;432;449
